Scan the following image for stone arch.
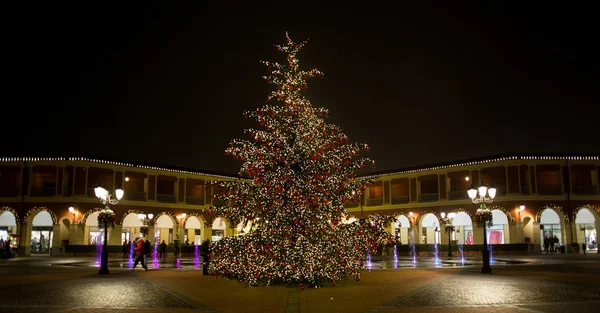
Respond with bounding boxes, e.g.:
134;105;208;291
0;206;21;224
488;205;515;223
154;211;178;226
416;209;441;226
182;212;207;227
183;213;205;244
452;207;474;220
119;209;145;225
80;208;104;225
418;210;441;245
25;207;57;255
24;207;57;225
573;204;599;222
394;214;410;228
0;207;20;244
536;204;568;223
573;204;599;249
537;204;569;249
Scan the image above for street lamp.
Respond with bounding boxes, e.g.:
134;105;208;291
138;213;154;237
68;206;77;224
440;212;456;257
518;205;525;220
408;212;416;243
468;182;496;274
94;186;124;275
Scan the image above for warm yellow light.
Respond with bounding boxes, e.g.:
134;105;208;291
125;177;130;182
465;177;470;181
68;207;75;213
519;205;525;211
182;213;187;218
409;212;413;217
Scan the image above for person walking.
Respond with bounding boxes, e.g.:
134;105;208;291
159;240;167;261
133;238;147;271
582;242;587;255
122;240;129;258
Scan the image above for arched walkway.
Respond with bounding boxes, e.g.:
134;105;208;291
0;209;18;242
452;212;473;245
394;215;410;245
85;211;106;245
185;216;203;244
31;211;54;254
575;208;598;251
0;209;18;254
539;208;564;252
212;217;226;241
122;213;144;242
490;209;509;244
156;214;175;244
420;213;440;244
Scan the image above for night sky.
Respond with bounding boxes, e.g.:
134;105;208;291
5;3;599;175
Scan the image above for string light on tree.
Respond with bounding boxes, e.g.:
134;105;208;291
207;33;394;287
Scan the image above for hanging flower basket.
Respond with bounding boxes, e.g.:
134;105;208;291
475;209;493;228
97;209;116;228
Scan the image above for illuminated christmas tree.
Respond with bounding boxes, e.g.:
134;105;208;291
207;33;394;287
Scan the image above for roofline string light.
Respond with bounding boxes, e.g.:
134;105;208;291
0;155;598;180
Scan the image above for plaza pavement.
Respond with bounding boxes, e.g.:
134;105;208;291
0;253;598;313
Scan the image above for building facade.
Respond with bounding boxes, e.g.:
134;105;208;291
0;154;599;256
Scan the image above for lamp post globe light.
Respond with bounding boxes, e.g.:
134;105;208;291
468;183;496;274
94;186;124;275
138;213;154;237
440;212;456;257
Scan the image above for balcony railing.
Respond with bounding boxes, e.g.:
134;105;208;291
391;195;409;204
520;185;530;195
156;194;176;203
448;190;467;200
343;202;359;208
62;187;73;197
30;187;56;197
367;198;383;206
572;185;599;195
186;196;205;205
537;185;563;195
419;193;439;202
125;192;147;201
495;187;507;197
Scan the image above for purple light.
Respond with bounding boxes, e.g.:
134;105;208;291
152;240;159;268
194;244;199;269
128;241;134;268
176;258;181;269
96;240;102;266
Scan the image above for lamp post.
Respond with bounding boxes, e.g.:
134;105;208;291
440;212;456;257
138;213;154;237
408;212;415;243
518;205;525;221
94;186;124;275
68;206;77;224
468;182;496;274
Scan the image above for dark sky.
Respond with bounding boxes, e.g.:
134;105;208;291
5;3;599;175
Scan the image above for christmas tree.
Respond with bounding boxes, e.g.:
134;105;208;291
207;33;394;287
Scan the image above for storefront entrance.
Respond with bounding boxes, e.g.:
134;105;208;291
31;226;53;254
